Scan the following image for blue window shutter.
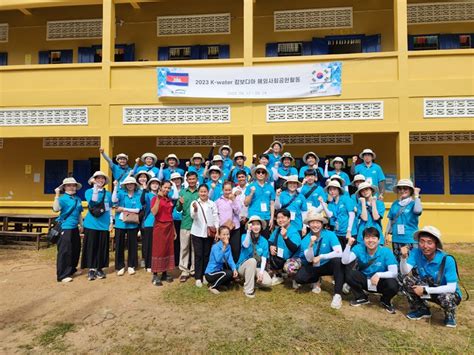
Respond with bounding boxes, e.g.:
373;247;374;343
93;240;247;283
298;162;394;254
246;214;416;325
200;45;209;59
191;45;200;59
449;156;474;194
311;38;329;55
265;43;278;57
73;160;91;200
219;45;230;58
414;156;445;194
407;35;414;50
362;34;381;52
39;51;50;64
123;44;135;61
78;47;95;63
439;34;460;49
44;160;68;194
302;41;312;56
158;47;169;61
61;50;73;63
0;52;7;66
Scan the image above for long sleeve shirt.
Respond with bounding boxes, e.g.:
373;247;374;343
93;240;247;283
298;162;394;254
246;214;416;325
216;196;241;230
190;198;219;238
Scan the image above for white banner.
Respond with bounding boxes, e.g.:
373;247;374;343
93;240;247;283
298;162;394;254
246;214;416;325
157;62;342;99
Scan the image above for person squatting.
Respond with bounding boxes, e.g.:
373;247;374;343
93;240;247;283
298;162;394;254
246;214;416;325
52;142;465;328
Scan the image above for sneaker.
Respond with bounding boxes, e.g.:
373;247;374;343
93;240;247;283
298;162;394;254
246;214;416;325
162;274;173;283
292;280;301;290
153;276;163;287
87;270;97;281
209;287;220;295
331;294;342;310
311;283;321;294
179;275;188;283
96;270;106;279
380;299;396;314
444;314;457;328
146;268;152;273
202;278;209;286
271;276;284;286
195;279;203;288
245;291;256;298
61;277;73;283
117;268;125;276
127;267;136;275
406;308;432;320
350;298;370;307
140;260;146;268
73;270;83;277
342;283;351;295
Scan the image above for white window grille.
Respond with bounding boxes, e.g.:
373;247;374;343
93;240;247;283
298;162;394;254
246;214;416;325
0;108;88;126
267;102;383;122
157;13;231;36
156;136;230;147
408;2;474;24
273;134;353;145
123;105;230;125
410;132;474;144
47;19;102;40
274;7;352;32
0;23;8;42
424;98;474;118
43;137;100;148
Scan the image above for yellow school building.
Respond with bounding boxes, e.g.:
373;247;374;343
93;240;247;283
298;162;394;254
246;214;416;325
0;0;472;242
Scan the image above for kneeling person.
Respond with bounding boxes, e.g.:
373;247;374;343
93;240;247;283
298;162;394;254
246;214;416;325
342;227;399;313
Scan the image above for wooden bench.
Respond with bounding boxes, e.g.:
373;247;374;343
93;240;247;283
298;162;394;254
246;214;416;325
0;231;48;250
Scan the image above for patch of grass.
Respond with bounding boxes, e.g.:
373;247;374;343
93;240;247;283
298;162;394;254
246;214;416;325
36;322;75;347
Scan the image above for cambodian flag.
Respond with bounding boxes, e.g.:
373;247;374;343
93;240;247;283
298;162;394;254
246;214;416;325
166;72;189;86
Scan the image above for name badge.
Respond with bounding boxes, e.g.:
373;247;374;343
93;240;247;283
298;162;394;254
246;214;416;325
366;177;373;185
306;202;312;210
397;224;405;235
367;279;377;292
277;247;284;258
105;203;110;211
260;202;268;212
290;211;296;220
149;171;156;177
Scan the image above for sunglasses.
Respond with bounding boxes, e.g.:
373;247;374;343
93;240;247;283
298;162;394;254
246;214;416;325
398;186;411;190
256;170;266;174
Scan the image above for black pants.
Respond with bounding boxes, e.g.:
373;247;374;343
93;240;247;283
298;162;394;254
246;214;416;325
205;270;233;289
229;228;241;265
141;227;153;269
336;235;347;249
345;268;399;304
262;220;271;240
191;235;212;281
294;258;344;295
174;220;181;267
115;228;139;270
81;228;110;270
56;228;81;281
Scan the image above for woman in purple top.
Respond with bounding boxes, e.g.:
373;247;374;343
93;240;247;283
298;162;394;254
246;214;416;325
216;181;241;264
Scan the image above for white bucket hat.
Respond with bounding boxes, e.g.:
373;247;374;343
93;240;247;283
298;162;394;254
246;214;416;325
141;152;158;164
414;226;443;249
134;170;152;181
207;165;222;177
58;177;82;192
330;157;346;168
270;140;283;150
356;181;379;197
115;153;129;161
351;174;366;186
212;155;224;163
191;152;203;162
88;171;110;186
328;174;346;187
303;151;319;165
281;152;294;162
233;152;247;162
393;179;415;194
170;172;184;181
251;164;268;179
120;176;139;188
147;177;161;189
247;215;267;230
304;210;328;225
324;180;344;194
359;148;376;160
218;145;233;156
283;175;302;187
165;153;180;165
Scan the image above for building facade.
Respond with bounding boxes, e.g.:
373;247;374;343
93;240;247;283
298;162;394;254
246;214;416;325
0;0;473;242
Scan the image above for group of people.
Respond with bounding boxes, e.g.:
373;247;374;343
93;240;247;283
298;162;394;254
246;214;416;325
52;141;464;328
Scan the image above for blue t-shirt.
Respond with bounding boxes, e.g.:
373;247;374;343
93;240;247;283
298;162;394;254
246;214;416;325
352;244;397;278
111;164;131;183
328;170;351;187
268;153;281;168
407;248;461;296
222;157;234;173
268;225;301;260
279;191;307;231
188;165;206;185
354;162;385;186
206;180;224;202
228;166;252;183
136;165;159;178
83;188;112;231
297;229;340;266
300;184;326;210
387;200;421;244
277;166;298;179
237;233;269;269
114;189;142;229
245;181;276;220
143;191;157;228
328;195;355;237
205;241;237;274
57;194;83;230
356;199;386;244
299;165;324;180
162;167;185;181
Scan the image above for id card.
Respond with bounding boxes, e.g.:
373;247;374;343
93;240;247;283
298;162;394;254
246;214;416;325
366;177;373;185
260;202;268;212
397;224;405;235
277;247;284;258
105;203;110;211
306;202;312;210
335;221;339;231
367;279;377;292
290;211;296;220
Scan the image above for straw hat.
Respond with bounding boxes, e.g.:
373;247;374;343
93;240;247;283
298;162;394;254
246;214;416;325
88;171;110;186
191;152;203;161
120;176;139;187
359;148;376;159
58;177;82;191
207;165;222;177
270;140;283;150
233;152;247;162
303;151;319;165
170;172;184;181
165;154;180;165
328;174;345;187
212;155;223;163
393;179;415;194
115;153;128;161
304;210;328;225
351;174;366;186
134;170;152;181
281;152;294;162
414;226;443;249
218;145;233;156
330;157;346;168
141;152;158;164
356;181;379;197
251;164;268;179
324;180;344;194
247;215;267;230
283;175;302;187
147;177;161;188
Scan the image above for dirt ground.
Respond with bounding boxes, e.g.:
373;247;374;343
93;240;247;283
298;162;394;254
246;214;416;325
0;245;473;354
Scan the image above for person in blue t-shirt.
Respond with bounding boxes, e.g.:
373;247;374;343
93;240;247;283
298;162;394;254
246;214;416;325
228;152;251;183
350;174;366;207
350;148;385;200
186;152;206;185
342;227;399;314
273;152;298;190
159;154;185;182
400;226;462;328
218;145;234;173
386;179;422;262
52;177;84;283
131;152;160;178
299;169;327;210
100;148;131;184
294;211;344;309
275;176;307;235
263;140;283;169
355;182;385;245
205;165;224;201
112;176;143;276
324;157;351;192
81;171;113;281
268;209;301;286
299;151;324;182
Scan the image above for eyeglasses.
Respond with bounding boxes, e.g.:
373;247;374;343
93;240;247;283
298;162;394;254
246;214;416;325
256;170;266;175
